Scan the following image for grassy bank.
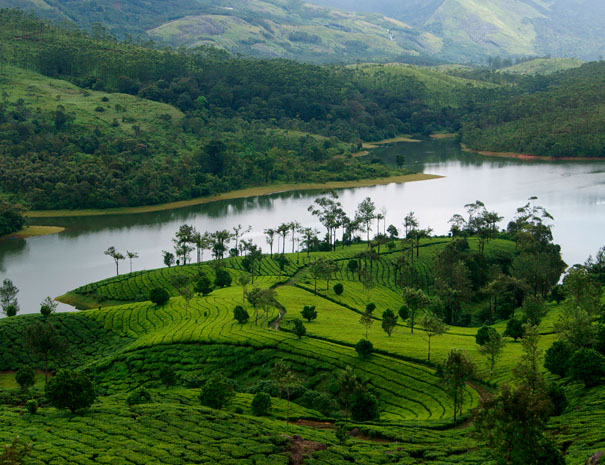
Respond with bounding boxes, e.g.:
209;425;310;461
26;173;442;218
0;225;65;240
461;144;605;161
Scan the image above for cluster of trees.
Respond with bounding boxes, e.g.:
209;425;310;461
461;62;605;157
0;201;25;236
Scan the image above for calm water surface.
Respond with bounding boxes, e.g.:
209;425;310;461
1;139;604;314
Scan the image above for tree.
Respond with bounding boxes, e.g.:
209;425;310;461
199;372;235;409
251;392;271;416
398;304;410;321
214;268;232;288
333;283;344;295
233;305;250;325
402;287;429;334
126;251;139;273
273;360;298;423
337;366;360;423
264;228;276;257
522;296;546;326
301;305;317;322
39;296;57;317
355;339;373;358
15;366;35;391
568;348;605;388
475;326;496;346
194;274;213;297
149;287;170;306
441;349;475;421
381;309;398;337
359;268;376;302
308;192;344;248
292;319;306;339
544;341;573;378
359;304;374;339
421;311;447;361
45;369;96;413
159;366;177;386
308;257;337;294
237;273;251;304
104;246;125;275
355;197;376;244
170;274;194;310
274;254;289;277
351;391;379;421
0;279;19;316
25;322;66;383
232;224;251;255
504;318;524;341
477;328;505;379
162;250;175;267
562;265;602;314
387;224;399;238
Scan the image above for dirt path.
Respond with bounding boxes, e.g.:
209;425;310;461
271;264;311;330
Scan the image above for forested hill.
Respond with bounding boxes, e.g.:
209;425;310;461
0;9;482;211
460;62;605;158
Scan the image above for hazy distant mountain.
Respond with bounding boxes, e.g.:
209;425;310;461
0;0;444;63
311;0;605;61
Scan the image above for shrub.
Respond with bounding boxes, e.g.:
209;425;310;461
365;303;376;314
347;260;358;273
149;288;169;306
6;304;18;317
195;275;213;296
547;383;567;416
25;399;38;415
233;305;250;324
301;305;317;322
568;348;605;388
127;387;152;406
355;339;373;358
292;319;306;339
44;369;96;413
351;391;379;421
298;390;338;416
251;392;271;416
94;106;105;112
504;318;524;341
15;366;35;391
475;326;498;346
199;373;235;410
333;283;344;295
159;366;177;386
544;341;573;377
335;424;348;445
398;305;409;321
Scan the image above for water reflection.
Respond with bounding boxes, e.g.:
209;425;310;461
1;139;603;314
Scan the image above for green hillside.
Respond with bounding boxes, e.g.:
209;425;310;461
1;207;604;463
461;62;605;157
499;58;584;76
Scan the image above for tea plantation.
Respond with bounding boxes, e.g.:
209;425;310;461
1;236;604;464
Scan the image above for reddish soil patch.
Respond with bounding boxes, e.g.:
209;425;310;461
284;435;328;465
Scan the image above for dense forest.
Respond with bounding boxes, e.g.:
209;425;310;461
0;9;604;215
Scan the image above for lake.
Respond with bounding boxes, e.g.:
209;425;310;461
1;139;604;314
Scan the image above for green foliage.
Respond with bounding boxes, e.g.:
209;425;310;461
199;373;235;410
522;296;546;326
504;318;524;341
14;366;34;391
0;436;32;465
44;369;96;413
333;283;344;295
214;268;232;288
194;275;213;296
39;296;58;317
351;391;379;422
441;349;475;421
292;319;307;339
547;383;567;416
355;339;373;359
25;399;38;415
381;309;397;337
159;366;177;386
149;287;170;306
251;392;271;416
568;348;605;388
398;304;410;321
0;202;25;237
127;387;152;406
301;305;317;322
544;341;573;378
335;423;348;445
475;326;496;346
233;305;250;325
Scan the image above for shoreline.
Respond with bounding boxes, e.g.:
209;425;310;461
26;173;443;218
0;225;65;240
352;135;422;157
461;144;605;161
